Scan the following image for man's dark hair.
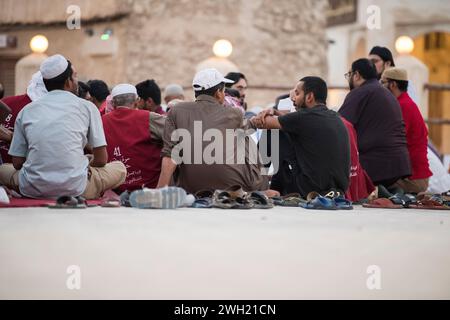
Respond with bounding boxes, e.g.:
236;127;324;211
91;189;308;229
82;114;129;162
351;58;378;81
87;80;110;102
369;46;396;66
224;72;247;88
78;81;91;99
388;79;409;92
194;83;225;98
0;82;4;99
43;61;73;92
135;79;161;105
299;76;328;104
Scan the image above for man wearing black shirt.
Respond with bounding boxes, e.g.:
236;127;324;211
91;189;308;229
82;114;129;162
253;77;350;197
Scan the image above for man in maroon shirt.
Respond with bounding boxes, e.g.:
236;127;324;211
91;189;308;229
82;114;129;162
0;71;48;163
381;67;432;193
102;84;165;193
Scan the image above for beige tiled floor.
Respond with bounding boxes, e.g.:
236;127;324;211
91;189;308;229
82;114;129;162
0;206;449;299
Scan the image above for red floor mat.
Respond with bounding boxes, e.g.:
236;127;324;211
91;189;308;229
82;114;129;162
0;197;103;208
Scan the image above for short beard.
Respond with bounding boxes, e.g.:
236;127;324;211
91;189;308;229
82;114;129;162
295;97;307;110
349;79;355;91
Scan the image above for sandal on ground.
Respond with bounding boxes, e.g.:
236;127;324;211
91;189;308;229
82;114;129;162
300;195;338;210
101;199;121;208
212;191;237;209
192;190;214;209
48;196;88;209
409;199;450;210
248;191;273;209
362;198;403;209
334;197;354;210
272;193;305;207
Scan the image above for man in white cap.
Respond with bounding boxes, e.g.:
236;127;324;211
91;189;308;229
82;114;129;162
102;83;166;193
0;54;126;199
163;84;185;111
156;68;271;195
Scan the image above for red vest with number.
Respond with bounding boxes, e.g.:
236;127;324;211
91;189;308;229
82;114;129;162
102;108;162;192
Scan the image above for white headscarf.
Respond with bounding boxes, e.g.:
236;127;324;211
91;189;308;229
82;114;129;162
27;71;48;101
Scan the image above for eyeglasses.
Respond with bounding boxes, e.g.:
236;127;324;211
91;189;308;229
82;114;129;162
344;71;354;80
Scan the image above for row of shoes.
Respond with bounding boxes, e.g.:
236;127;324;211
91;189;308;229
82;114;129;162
192;186;274;209
272;191;353;210
121;186;274;210
121;186;356;210
363;186;450;210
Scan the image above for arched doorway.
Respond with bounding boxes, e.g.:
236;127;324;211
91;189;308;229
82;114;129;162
411;31;450;154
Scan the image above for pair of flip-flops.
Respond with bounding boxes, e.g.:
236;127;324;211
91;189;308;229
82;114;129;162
213;187;253;209
300;192;353;210
192;190;214;208
48;196;92;209
272;193;306;207
212;186;274;210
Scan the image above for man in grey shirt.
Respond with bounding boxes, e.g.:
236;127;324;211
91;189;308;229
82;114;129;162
0;54;126;199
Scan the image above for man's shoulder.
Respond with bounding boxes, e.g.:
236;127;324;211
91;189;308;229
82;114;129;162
2;94;31;106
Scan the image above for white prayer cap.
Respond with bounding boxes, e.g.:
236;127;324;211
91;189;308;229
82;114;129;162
40;54;69;79
164;84;184;97
192;68;234;92
111;84;137;98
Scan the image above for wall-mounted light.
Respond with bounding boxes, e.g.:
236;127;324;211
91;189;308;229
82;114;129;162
30;35;49;53
395;36;414;54
213;39;233;58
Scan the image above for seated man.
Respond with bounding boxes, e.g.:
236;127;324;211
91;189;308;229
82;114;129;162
0;71;48;163
381;68;432;193
102;84;165;193
339;59;411;188
0;101;12;164
135;79;165;115
157;68;269;194
0;54;126;199
253;76;351;198
87;79;110;115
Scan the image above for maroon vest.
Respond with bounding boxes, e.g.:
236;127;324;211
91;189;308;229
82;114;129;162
102;108;162;192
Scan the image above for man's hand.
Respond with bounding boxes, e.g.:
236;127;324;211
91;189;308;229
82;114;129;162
12;156;26;171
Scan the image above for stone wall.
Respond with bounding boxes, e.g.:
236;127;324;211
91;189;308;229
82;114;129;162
124;0;329;107
0;0;130;25
0;0;328;107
